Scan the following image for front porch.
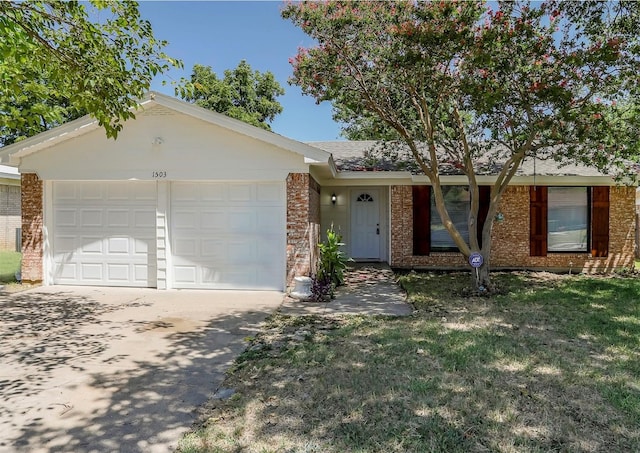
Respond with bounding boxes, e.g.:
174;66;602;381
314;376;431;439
319;185;390;263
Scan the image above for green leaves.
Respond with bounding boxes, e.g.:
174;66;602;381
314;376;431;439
283;0;640;179
317;228;351;288
0;0;180;142
177;61;284;130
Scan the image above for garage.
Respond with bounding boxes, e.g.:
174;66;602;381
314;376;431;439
170;181;285;290
0;92;329;289
51;181;157;287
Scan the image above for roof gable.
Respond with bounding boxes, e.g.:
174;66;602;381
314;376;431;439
0;92;330;166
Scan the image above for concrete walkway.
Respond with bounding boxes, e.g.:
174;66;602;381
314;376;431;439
0;287;283;453
279;263;413;316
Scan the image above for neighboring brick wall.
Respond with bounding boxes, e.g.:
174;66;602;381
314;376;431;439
390;185;637;272
286;173;320;287
0;184;21;251
21;174;43;283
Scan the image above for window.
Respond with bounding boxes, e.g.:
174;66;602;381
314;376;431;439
530;186;609;257
356;193;374;202
547;187;588;252
412;185;490;255
431;186;470;251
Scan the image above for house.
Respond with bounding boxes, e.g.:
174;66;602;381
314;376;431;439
311;141;637;273
0;164;21;252
0;93;636;291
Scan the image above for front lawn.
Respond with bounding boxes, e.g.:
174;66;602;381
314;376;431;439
178;272;640;453
0;251;20;283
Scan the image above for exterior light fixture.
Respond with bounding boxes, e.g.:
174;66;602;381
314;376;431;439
331;193;337;205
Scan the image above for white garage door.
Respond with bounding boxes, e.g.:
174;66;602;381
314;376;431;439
171;182;285;290
52;181;157;287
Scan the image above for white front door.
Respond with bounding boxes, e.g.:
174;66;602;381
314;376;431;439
351;189;381;260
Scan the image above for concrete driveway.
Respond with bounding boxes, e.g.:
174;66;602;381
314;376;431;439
0;286;283;453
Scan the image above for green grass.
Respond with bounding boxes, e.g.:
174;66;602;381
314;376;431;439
178;272;640;453
0;251;20;283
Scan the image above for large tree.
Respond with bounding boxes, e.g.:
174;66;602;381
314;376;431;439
0;67;86;147
178;61;284;130
283;0;640;290
0;0;179;141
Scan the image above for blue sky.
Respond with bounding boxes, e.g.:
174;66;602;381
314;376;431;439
138;1;344;142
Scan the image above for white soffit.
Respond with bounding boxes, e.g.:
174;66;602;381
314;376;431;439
316;170;617;187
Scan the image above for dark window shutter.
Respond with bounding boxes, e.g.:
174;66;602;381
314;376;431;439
591;186;609;257
412;186;430;256
530;186;548;256
477;186;491;249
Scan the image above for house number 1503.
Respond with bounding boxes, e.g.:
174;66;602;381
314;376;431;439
152;171;167;178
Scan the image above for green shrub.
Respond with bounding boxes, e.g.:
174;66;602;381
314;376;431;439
313;228;352;299
318;228;351;286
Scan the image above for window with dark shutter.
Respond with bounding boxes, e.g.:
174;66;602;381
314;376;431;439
591;186;609;257
530;186;548;256
430;186;471;251
548;187;589;252
413;185;488;255
530;186;610;256
412;186;430;255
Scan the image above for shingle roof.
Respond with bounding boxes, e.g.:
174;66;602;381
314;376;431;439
308;140;609;177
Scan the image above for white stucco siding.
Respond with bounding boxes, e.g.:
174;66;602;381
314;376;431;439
19;106;309;181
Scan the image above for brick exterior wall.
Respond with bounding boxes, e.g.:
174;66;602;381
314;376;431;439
21;173;43;282
286;173;320;287
0;184;21;251
390;185;636;272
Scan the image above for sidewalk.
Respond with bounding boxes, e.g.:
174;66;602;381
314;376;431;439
278;263;413;316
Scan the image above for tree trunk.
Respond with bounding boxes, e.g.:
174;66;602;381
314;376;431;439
469;213;495;292
470;261;492;293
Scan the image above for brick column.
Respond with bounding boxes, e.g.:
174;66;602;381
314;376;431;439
286;173;320;287
21;173;43;283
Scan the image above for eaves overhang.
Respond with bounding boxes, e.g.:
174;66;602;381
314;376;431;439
0;164;20;179
314;170;621;187
0;117;100;166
